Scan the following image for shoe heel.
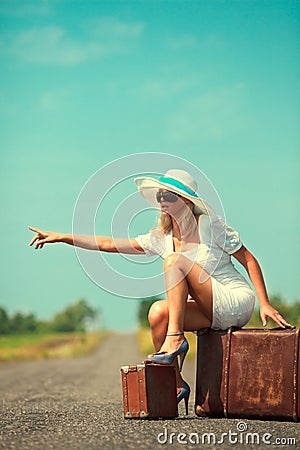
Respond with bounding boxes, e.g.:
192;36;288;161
145;336;189;368
178;351;187;372
178;338;189;372
184;391;190;415
177;381;190;416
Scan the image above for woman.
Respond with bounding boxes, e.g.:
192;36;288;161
29;169;292;415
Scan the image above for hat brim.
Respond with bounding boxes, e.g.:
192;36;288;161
134;177;210;215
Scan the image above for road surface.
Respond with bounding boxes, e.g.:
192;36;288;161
0;333;298;449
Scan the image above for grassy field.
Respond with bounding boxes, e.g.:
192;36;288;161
137;328;197;359
0;332;109;362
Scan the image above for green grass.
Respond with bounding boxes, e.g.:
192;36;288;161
0;332;109;362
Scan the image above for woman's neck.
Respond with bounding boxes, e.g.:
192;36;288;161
171;213;199;241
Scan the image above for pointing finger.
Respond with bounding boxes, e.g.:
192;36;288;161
28;226;40;233
29;236;39;246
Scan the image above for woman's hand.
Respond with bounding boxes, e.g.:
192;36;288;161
28;226;61;250
233;247;294;329
260;303;293;328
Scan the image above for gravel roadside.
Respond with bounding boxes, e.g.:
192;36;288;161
0;333;298;450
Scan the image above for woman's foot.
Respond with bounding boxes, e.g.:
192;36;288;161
148;332;184;356
158;333;185;355
145;332;189;371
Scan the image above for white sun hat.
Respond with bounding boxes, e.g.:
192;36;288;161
134;169;211;215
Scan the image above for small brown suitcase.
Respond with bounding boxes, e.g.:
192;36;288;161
195;327;299;421
121;363;178;419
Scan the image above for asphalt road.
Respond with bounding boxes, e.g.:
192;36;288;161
0;333;299;450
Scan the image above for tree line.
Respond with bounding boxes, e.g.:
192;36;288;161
2;294;298;334
138;294;300;328
0;300;99;334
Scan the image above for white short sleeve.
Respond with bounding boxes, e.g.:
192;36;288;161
211;216;243;255
135;229;166;257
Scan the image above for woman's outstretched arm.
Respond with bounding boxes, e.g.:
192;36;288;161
28;226;144;254
232;245;293;328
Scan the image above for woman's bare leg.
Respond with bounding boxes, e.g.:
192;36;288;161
147;254;213;388
148;299;211;350
148;299;211;389
159;253;213;354
147;301;184;389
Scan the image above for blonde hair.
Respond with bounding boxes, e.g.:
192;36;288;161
158;213;172;234
157;201;196;235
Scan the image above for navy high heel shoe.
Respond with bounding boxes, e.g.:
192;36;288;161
145;332;189;372
177;381;190;415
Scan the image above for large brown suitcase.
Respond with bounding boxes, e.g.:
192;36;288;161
121;363;178;419
195;327;299;421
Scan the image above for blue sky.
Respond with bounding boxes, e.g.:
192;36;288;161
1;0;299;331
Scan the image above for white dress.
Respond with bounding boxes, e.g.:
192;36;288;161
135;214;255;330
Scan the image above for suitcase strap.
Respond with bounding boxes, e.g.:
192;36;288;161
122;368;130;417
293;329;299;421
223;327;233;418
121;365;149;418
137;366;148;418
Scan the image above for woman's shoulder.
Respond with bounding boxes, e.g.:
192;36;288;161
149;227;169;236
198;214;211;232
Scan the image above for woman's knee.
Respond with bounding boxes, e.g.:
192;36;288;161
148;300;168;327
164;253;195;277
163;253;181;271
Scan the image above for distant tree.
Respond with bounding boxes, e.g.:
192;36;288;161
0;307;10;334
9;312;38;334
138;296;164;328
283;299;300;327
0;300;99;335
49;299;97;332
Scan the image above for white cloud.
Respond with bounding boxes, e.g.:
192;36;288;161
165;33;225;52
166;35;197;50
5;17;145;66
0;0;52;17
88;16;145;38
202;34;226;50
38;87;70;111
11;26;120;65
139;79;189;99
167;83;247;142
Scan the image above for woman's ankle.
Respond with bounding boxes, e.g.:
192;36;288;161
166;331;184;337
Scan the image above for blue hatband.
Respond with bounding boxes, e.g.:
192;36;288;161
159;176;198;198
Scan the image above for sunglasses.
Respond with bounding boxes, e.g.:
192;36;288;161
156;191;180;203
